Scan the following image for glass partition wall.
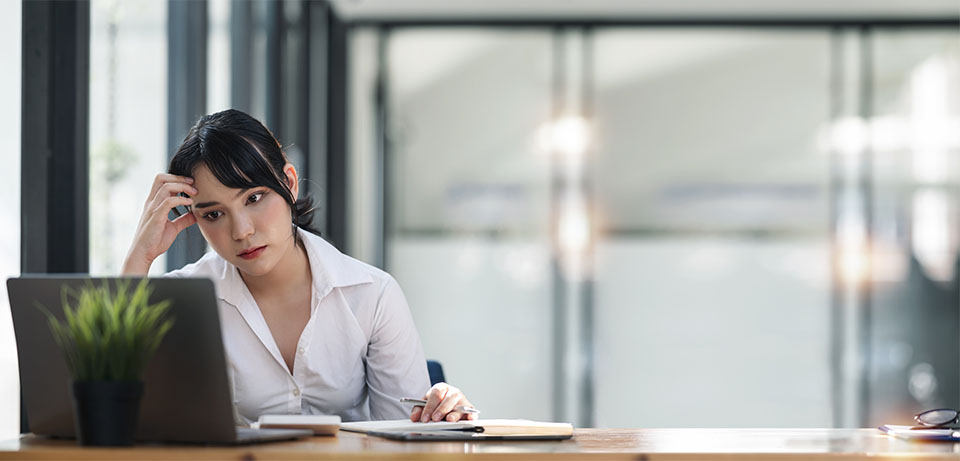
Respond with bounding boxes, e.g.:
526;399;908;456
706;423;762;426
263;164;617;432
366;23;960;429
88;0;169;275
384;29;556;421
868;30;960;425
592;29;833;428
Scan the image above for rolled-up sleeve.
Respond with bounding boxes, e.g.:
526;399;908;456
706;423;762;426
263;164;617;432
364;277;431;420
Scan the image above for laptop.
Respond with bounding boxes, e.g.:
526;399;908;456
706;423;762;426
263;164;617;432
8;276;313;444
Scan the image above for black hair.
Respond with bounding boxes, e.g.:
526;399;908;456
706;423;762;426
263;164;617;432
168;109;320;244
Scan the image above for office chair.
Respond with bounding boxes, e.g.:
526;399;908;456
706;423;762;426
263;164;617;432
426;360;445;386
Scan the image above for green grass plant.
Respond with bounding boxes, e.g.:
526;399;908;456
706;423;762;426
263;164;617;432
37;279;175;382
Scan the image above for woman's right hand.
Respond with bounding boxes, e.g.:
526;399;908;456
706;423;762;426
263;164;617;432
121;174;198;275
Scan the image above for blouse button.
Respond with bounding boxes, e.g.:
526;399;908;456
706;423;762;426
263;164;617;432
298;347;305;355
293;389;300;397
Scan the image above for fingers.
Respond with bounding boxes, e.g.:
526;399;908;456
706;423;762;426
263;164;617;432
153;195;193;217
431;387;464;422
414;384;476;423
171;210;197;232
147;174;195;208
151;181;198;206
420;383;473;423
409;406;423;422
448;397;477;422
150;173;193;197
420;384;448;423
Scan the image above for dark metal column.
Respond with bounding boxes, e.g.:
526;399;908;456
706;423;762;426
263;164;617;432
21;0;90;275
20;0;91;434
324;10;349;250
230;0;252;114
166;0;208;271
281;1;309;185
374;28;388;269
263;0;283;134
306;0;330;236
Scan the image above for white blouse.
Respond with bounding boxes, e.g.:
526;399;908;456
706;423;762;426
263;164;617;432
163;227;430;424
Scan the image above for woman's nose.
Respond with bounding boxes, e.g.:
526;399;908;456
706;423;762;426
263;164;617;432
232;214;255;241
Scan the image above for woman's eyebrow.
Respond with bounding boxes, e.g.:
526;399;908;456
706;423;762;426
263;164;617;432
193;188;251;209
193;201;218;209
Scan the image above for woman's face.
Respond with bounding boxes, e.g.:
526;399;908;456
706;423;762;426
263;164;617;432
189;164;299;277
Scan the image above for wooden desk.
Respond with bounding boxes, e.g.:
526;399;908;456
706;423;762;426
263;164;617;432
2;428;959;460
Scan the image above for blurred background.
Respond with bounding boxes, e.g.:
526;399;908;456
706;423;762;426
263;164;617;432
1;0;959;438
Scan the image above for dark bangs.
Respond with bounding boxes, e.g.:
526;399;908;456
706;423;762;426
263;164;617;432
168;109;319;237
172;127;286;195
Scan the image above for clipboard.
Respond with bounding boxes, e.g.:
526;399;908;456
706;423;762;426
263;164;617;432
879;424;960;442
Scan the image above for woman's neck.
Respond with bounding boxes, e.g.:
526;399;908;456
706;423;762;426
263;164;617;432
240;236;312;299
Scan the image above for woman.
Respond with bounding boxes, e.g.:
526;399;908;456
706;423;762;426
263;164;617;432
121;109;474;424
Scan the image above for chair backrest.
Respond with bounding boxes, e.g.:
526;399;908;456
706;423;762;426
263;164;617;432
426;360;445;386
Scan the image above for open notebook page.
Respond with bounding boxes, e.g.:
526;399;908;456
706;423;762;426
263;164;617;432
341;419;574;436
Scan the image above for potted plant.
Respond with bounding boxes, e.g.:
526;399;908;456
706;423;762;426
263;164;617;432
38;279;174;446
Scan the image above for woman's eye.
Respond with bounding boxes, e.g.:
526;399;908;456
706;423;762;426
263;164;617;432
203;211;222;221
247;192;264;204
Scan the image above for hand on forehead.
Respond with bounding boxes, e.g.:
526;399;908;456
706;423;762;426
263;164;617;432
189;165;243;201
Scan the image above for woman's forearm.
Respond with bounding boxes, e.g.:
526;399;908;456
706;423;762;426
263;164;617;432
121;251;153;276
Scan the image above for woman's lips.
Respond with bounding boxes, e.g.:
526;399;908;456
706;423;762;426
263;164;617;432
238;245;267;260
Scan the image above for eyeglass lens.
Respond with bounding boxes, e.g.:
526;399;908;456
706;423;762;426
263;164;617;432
917;409;960;426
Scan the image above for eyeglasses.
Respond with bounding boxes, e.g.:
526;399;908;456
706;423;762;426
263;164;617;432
914;409;960;428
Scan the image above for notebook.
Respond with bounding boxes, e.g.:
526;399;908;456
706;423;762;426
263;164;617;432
341;419;574;441
254;415;341;435
879;424;960;442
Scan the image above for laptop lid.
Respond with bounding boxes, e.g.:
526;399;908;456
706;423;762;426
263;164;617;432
8;276;240;444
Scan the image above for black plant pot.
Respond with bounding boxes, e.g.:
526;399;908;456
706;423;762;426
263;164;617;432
71;380;144;446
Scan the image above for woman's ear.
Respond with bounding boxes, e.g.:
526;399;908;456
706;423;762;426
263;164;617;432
283;163;299;200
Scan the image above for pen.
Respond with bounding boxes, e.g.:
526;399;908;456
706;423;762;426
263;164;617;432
400;398;480;415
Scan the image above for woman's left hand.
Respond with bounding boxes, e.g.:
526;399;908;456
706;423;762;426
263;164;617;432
410;383;477;422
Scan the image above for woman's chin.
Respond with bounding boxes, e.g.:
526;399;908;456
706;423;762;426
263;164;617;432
233;255;277;277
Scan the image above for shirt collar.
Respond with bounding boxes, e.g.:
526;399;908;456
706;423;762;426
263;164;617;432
215;227;374;309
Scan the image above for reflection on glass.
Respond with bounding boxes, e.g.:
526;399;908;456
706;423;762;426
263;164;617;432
89;0;168;275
